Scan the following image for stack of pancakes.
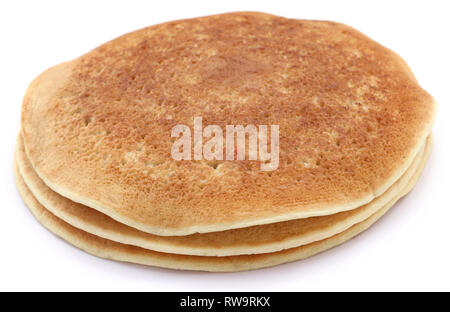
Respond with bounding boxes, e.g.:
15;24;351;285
15;12;436;272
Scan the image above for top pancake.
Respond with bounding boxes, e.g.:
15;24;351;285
21;12;436;236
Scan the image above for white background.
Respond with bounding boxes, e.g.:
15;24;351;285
1;0;449;291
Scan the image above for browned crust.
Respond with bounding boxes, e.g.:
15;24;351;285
21;12;436;235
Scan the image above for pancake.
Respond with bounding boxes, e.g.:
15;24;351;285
21;12;437;235
16;133;427;256
13;135;432;272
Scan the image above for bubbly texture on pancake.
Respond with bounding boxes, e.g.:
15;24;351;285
21;12;436;235
16;133;426;256
13;137;432;272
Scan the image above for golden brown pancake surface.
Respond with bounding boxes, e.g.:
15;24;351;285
21;12;436;235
